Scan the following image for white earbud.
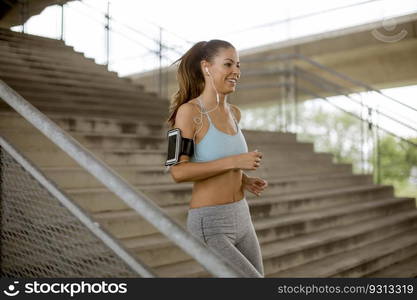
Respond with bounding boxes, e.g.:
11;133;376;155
193;65;231;149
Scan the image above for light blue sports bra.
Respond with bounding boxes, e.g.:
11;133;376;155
190;98;248;162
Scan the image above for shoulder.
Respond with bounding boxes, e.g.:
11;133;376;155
176;101;201;120
176;102;195;115
174;102;199;136
175;103;195;123
229;103;241;123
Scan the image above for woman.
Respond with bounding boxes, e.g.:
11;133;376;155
166;40;268;278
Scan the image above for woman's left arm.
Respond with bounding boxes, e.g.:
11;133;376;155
232;105;268;197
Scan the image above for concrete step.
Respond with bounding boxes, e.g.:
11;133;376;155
77;134;302;150
0;39;95;59
42;166;354;196
0;115;307;152
0;71;153;97
0;37;110;70
18;86;164;104
148;208;417;276
253;190;405;238
0;51;148;92
154;259;209;278
43;165;174;189
0;27;70;45
248;174;376;218
0;49;121;83
12;147;335;171
49;114;166;135
94;139;307;153
116;185;393;250
31;144;346;178
25;114;299;142
261;201;417;274
43;165;362;191
270;225;417;277
0;35;92;58
0;30;71;48
0;100;167;121
0;128;308;152
0;43;100;68
0;111;166;136
10;91;169;113
0;49;120;80
253;162;352;179
89;184;396;239
0;78;162;105
0;130;165;152
0;43;111;75
0;60;146;93
0;125;346;176
365;252;417;278
0;59;130;90
1;142;344;176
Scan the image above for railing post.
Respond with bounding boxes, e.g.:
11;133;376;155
19;0;28;33
360;92;364;174
367;106;373;176
60;3;64;41
279;61;286;132
288;60;296;132
158;26;163;97
376;103;381;184
105;1;110;69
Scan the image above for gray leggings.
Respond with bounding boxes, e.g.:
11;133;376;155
186;197;264;278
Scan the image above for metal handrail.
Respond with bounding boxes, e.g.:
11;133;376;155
243;53;417;113
68;0;188;62
295;67;417;134
295;83;417;149
0;134;155;277
235;75;417;149
0;79;246;278
296;53;417;113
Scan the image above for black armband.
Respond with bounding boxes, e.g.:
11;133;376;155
165;128;194;166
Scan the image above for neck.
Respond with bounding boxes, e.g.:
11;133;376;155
200;89;228;111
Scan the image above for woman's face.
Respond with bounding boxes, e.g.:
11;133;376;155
202;47;241;94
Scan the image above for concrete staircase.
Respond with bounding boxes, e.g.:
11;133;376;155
1;28;416;278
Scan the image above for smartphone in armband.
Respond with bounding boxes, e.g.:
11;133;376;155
165;128;181;166
165;128;194;167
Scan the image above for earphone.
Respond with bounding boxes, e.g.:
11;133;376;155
191;66;230;154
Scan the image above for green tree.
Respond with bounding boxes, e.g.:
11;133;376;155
297;102;363;169
242;101;416;198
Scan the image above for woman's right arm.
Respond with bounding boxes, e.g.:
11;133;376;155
172;155;236;183
169;103;237;183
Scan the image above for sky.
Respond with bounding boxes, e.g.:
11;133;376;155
13;0;417;75
10;0;417;140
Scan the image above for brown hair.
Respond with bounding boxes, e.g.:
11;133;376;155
166;39;235;128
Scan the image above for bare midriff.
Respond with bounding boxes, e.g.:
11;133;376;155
187;98;245;209
189;168;245;209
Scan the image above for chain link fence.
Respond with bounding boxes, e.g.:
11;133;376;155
0;145;140;278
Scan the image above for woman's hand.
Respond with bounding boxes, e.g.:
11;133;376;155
232;150;263;170
243;175;268;197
